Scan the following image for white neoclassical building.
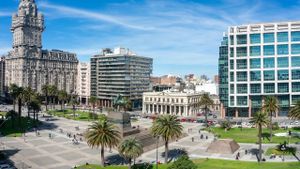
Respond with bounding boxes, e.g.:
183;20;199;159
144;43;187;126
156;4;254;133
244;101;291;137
142;91;202;117
77;62;90;105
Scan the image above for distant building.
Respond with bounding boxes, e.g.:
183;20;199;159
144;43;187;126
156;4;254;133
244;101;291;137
142;91;202;116
214;75;219;84
77;63;90;105
91;47;153;109
5;0;78;93
0;57;5;98
195;83;218;95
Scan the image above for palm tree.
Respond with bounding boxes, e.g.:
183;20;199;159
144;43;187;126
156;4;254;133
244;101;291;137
85;119;120;167
29;99;41;126
5;110;18;129
70;93;78;119
199;93;214;127
118;137;143;169
250;111;269;162
42;85;50;111
151;115;183;163
15;86;24;127
262;96;279;142
58;90;68;111
89;96;97;114
23;87;37;118
289;100;300;120
49;85;58;109
8;84;19;111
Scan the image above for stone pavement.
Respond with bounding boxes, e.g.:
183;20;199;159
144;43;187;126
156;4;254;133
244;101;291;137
1;114;300;169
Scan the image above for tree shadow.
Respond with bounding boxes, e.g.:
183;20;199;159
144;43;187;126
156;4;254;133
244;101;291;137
262;133;270;141
132;163;153;169
105;154;127;165
0;149;23;168
161;148;188;162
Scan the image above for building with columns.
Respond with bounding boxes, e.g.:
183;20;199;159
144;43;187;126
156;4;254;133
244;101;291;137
142;91;203;117
77;63;90;105
5;0;78;93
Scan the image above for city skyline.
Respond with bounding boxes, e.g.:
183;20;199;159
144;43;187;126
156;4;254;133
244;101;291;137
1;0;300;77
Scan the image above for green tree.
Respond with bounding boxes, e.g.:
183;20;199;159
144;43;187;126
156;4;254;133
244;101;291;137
42;85;50;111
151;115;183;163
168;155;197;169
199;93;214;127
28;99;41;126
49;85;58;109
262;96;279;142
250;111;269;162
58;90;68;111
8;84;20;111
289;100;300;120
118;137;143;169
85;119;120;167
70;93;78;119
23;87;37;118
89;96;97;114
5;110;18;129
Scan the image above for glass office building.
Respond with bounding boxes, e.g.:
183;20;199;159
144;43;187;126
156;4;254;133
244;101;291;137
219;22;300;117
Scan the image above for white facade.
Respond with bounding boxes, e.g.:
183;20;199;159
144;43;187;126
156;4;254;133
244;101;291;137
77;63;90;104
142;91;202;117
195;83;218;95
228;21;300;117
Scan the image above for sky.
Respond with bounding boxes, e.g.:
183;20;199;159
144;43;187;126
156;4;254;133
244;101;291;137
1;0;300;78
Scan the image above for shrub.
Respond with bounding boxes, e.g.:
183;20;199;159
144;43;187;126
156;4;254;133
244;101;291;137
220;120;232;131
272;122;280;130
168;155;197;169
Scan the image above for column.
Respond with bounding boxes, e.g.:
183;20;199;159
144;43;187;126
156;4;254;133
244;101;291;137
248;98;252;118
235;108;239;118
142;103;146;114
184;106;188;116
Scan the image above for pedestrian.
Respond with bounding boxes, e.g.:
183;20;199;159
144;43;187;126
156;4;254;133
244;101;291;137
49;133;51;139
245;149;248;155
201;134;203;139
237;152;240;158
198;129;201;134
192;137;194;142
206;136;208;139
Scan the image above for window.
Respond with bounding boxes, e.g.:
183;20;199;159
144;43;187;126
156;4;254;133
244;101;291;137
250;58;261;69
236;47;247;57
230;47;234;58
292;95;300;104
292;44;300;54
277;32;288;42
230;60;234;69
291;31;300;42
263;45;275;55
250;84;261;94
230;72;234;82
278;83;289;93
264;83;275;93
250;46;261;56
251;96;262;107
237;96;247;106
292;69;300;80
277;44;289;55
278;95;290;107
237;84;247;94
237;35;247;44
250;71;261;81
250;34;261;44
263;33;274;43
263;58;275;68
236;59;247;69
264;70;275;81
230;84;234;94
230;96;234;106
292;82;300;92
237;71;247;81
292;56;300;67
230;35;234;45
277;70;289;80
277;57;289;68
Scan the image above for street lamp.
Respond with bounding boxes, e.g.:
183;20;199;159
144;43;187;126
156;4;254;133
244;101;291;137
280;144;287;162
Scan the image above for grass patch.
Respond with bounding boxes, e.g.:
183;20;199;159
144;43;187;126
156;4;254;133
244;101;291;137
47;109;103;121
76;159;300;169
265;147;296;156
207;127;300;144
0;117;39;137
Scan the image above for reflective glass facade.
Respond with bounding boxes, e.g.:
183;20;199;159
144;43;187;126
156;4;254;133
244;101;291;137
263;58;275;68
250;46;261;56
263;45;275;55
277;70;289;80
250;58;261;69
292;56;300;67
277;44;289;55
277;57;289;68
277;32;288;42
264;70;275;81
250;34;260;44
250;71;261;81
263;33;274;43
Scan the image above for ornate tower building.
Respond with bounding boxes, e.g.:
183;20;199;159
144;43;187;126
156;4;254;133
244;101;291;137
5;0;78;93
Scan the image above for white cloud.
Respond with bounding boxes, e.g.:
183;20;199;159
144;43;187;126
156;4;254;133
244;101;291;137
0;47;11;55
0;11;11;17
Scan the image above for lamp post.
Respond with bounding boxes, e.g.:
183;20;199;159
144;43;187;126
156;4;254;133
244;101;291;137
280;143;286;162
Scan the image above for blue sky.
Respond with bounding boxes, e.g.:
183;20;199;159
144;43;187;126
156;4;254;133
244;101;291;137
1;0;300;78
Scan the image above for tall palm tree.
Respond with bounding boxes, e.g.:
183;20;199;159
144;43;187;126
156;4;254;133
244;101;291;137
23;87;37;118
15;86;24;127
29;99;41;126
262;96;279;142
118;137;143;169
8;84;19;111
42;85;50;111
250;111;269;162
70;93;78;118
151;115;183;163
89;96;97;114
58;90;68;111
199;93;214;127
49;85;58;109
289;100;300;120
85;119;120;167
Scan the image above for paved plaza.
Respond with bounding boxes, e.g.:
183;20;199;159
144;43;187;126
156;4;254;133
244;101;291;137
1;112;300;169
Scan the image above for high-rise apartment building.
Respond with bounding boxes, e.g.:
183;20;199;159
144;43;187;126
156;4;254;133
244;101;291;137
77;63;90;105
219;22;300;118
91;47;153;109
5;0;78;93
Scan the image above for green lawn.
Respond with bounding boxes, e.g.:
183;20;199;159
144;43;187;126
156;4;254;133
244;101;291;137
207;127;300;144
76;159;300;169
47;109;103;121
265;147;296;156
0;117;39;137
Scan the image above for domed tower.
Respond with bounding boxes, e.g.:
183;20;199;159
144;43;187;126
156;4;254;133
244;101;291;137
11;0;44;57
